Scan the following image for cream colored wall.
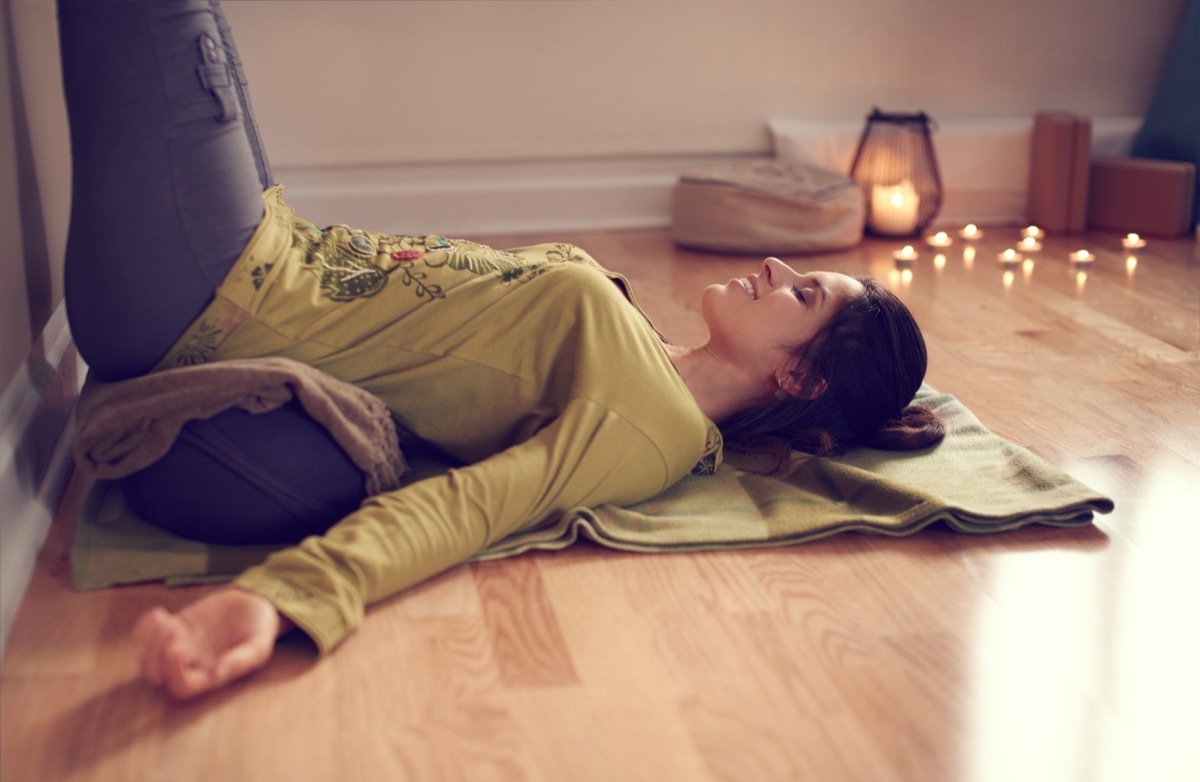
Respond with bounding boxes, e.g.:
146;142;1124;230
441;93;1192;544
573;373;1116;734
226;0;1187;168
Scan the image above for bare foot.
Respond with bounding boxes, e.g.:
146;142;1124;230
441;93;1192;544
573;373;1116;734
133;587;292;700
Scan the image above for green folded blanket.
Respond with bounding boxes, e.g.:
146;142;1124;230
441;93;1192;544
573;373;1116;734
70;387;1113;591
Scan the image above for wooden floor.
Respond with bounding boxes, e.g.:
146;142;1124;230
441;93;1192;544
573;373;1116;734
3;225;1198;782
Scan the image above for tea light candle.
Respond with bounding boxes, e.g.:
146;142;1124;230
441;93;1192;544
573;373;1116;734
871;180;921;236
1122;233;1147;250
892;245;919;265
1023;225;1045;240
1019;236;1043;253
926;230;953;248
959;223;984;241
997;248;1022;266
1069;249;1096;266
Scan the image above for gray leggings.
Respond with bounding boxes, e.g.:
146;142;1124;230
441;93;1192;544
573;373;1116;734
60;0;367;544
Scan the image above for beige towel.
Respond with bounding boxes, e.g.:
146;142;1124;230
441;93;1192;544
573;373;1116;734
74;357;408;496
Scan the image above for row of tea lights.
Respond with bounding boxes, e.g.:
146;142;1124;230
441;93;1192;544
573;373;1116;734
891;224;1149;268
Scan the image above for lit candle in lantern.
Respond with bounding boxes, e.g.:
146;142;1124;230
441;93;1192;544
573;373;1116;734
926;230;953;248
1069;249;1095;266
1121;233;1147;250
871;180;920;236
1019;236;1043;253
997;248;1022;266
960;223;984;241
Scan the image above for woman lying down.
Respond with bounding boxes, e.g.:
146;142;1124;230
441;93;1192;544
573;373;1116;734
57;0;943;699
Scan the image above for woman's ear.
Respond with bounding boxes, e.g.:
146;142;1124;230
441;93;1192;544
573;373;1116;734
775;366;827;401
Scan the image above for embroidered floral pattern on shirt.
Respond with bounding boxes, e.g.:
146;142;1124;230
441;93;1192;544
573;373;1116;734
691;424;724;475
175;319;223;366
250;263;274;290
287;221;557;303
423;238;525;276
293;224;404;302
164;299;250;369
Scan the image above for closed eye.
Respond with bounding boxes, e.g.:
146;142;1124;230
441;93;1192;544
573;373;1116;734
792;284;807;303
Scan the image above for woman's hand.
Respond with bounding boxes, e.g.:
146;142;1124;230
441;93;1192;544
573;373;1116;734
133;587;292;700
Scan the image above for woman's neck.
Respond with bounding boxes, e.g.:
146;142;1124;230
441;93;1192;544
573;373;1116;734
663;343;771;423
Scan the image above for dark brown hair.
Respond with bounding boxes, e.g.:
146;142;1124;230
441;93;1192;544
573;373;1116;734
719;275;944;468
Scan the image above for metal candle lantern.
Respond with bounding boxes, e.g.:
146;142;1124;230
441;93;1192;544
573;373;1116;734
849;108;943;237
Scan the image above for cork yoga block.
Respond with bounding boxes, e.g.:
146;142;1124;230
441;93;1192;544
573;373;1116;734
1087;156;1197;237
1027;112;1092;233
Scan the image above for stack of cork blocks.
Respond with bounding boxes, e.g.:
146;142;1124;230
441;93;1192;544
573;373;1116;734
1027;110;1195;236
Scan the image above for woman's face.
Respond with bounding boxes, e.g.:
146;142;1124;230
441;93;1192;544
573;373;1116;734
701;257;864;375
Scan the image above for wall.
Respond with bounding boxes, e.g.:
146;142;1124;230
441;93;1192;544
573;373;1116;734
229;0;1186;166
0;0;1191;649
216;0;1191;233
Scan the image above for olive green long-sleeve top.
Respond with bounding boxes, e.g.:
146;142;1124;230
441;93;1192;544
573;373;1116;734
158;186;722;653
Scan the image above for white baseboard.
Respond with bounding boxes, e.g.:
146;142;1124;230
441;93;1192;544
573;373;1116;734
0;301;84;656
273;152;762;237
272;117;1143;237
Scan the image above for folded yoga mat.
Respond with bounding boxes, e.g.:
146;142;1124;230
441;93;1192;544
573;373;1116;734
70;387;1113;590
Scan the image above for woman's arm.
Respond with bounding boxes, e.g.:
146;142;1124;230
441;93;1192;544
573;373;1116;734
133;397;683;698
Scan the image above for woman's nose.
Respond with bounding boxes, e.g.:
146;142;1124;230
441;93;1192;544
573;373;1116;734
762;256;796;285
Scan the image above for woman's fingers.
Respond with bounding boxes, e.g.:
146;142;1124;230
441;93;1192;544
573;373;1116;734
134;606;211;699
132;589;284;700
133;607;181;687
164;643;217;700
